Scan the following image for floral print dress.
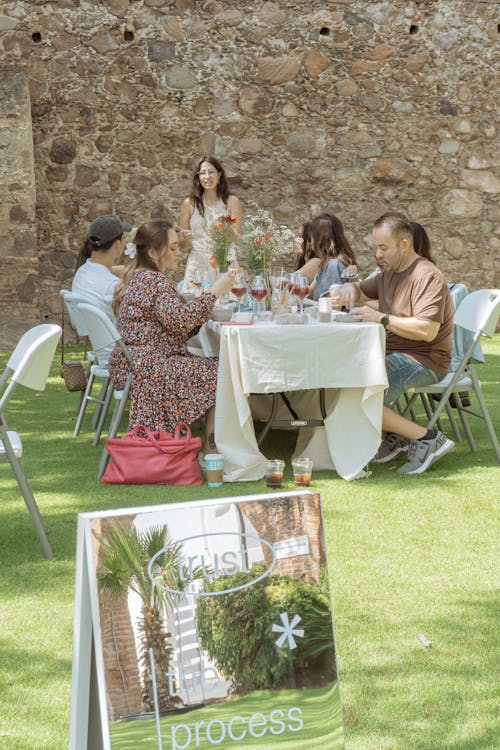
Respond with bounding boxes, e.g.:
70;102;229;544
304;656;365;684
109;270;218;432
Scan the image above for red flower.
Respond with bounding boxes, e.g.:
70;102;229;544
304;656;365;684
263;233;272;241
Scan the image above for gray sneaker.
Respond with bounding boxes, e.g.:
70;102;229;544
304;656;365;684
397;431;454;475
373;433;410;463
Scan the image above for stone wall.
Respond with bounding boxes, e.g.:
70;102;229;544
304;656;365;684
0;67;39;345
0;0;498;347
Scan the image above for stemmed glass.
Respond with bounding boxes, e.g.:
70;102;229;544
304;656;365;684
192;269;202;296
231;270;247;313
291;273;310;315
250;275;269;319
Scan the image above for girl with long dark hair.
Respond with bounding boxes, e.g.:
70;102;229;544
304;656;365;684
309;213;358;300
179;155;243;292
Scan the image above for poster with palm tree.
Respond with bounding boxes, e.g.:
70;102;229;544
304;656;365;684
70;492;345;750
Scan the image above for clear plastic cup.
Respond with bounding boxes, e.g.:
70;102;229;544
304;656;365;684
292;457;313;487
318;296;332;322
265;459;285;488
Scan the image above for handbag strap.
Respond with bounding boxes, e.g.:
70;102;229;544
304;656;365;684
122;424;195;455
61;298;88;367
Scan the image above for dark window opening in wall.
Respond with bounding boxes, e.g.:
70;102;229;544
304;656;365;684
32;32;42;43
409;24;419;35
319;27;331;37
124;30;134;42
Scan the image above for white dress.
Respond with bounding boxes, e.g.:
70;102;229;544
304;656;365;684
183;197;228;292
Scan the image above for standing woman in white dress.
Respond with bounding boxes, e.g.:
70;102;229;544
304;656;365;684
179;155;243;293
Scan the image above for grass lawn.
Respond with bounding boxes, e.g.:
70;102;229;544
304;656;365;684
0;338;499;750
109;683;343;749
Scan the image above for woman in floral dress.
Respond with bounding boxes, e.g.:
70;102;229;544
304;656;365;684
179;155;243;292
109;219;234;453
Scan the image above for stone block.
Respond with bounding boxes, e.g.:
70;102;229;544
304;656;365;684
238;87;274;117
367;159;414;185
49;138;76;164
258;2;288;25
460;170;500;195
303;49;330;77
257;55;301;85
285;129;326;159
406;52;429;73
165;65;198;89
351;58;383;75
161;16;186;42
442;189;483;218
335;77;358;96
90;31;118;54
147;40;175;61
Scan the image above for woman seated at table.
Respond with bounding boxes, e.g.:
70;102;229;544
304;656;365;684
72;214;132;319
109;219;234;455
308;213;358;300
179;155;243;293
293;221;321;284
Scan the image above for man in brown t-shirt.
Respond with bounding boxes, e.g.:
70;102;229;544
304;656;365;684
336;212;455;475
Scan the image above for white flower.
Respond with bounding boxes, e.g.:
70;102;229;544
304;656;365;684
124;242;137;259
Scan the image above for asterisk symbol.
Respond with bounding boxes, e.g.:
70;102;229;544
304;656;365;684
272;612;304;650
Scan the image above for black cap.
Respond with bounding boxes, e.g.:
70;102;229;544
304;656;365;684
88;215;132;247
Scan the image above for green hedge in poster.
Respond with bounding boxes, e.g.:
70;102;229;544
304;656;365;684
195;566;335;693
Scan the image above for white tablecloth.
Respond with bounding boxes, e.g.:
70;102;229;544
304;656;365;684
210;321;387;481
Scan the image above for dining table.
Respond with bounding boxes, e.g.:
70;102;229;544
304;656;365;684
200;317;388;481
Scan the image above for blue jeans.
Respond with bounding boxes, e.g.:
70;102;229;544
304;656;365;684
384;352;441;407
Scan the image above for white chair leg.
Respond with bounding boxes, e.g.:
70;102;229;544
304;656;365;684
1;433;53;560
91;378;110;430
92;383;115;447
73;371;95;437
97;376;132;480
444;401;463;443
471;378;500;463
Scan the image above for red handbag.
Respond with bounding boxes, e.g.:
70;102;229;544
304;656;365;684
101;424;203;485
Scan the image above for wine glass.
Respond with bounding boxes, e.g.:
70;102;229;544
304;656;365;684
231;270;247;313
192;269;202;296
250;275;269;319
291;273;310;315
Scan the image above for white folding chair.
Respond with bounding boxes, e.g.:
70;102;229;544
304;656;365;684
60;290;112;441
76;303;135;479
403;289;500;463
0;323;62;559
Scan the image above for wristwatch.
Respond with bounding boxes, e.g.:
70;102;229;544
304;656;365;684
380;314;390;328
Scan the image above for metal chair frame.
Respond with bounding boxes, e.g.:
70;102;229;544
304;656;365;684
401;289;500;463
0;324;62;559
60;290;112;440
76;303;135;479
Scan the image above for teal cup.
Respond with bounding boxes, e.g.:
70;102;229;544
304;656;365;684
205;453;224;487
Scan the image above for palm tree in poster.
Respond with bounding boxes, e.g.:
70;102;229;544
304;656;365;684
95;523;186;712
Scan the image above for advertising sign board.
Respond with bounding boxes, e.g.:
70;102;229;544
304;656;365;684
70;491;345;749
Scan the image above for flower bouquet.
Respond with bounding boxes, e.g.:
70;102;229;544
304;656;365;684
238;209;295;279
210;214;237;272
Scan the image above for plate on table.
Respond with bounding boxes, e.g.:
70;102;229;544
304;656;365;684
331;312;363;323
210;305;233;322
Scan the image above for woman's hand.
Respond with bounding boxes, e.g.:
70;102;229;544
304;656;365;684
179;228;193;247
211;270;235;299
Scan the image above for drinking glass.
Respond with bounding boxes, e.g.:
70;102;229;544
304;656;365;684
291;273;310;315
192;269;202;296
341;266;359;282
250;275;269;319
231;270;247;312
